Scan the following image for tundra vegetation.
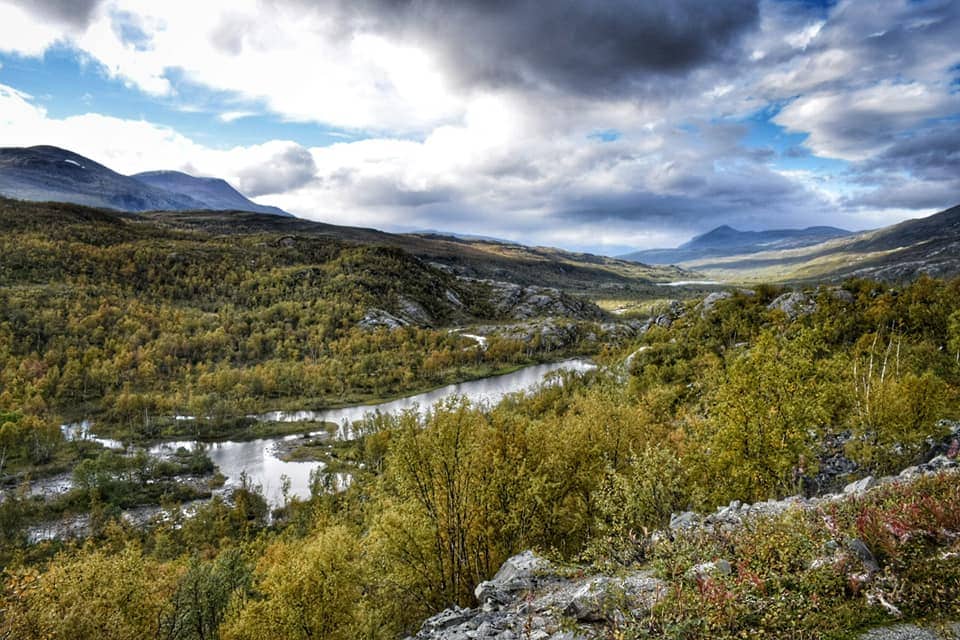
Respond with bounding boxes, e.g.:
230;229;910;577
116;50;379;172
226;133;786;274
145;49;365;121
2;203;960;638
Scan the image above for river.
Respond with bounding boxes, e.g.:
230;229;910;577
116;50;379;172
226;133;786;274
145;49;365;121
65;358;595;508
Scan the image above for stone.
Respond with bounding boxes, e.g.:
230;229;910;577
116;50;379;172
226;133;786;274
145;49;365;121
844;476;876;495
847;538;880;575
922;454;956;471
685;559;732;581
701;291;732;317
858;624;941;640
563;577;613;622
422;607;475;633
358;308;409;330
475;550;552;607
767;291;817;319
669;510;699;530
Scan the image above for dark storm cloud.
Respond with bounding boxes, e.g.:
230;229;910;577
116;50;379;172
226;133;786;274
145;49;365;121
556;166;834;235
9;0;103;28
846;124;960;211
236;145;317;197
863;124;960;183
287;0;760;96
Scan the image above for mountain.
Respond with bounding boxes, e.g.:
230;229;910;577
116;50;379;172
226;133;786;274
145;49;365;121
678;204;960;283
0;145;290;217
132;170;291;217
619;225;852;265
0;145;206;212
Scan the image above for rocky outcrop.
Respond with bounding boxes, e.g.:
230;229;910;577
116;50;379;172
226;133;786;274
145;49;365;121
767;291;817;319
410;455;959;640
483;281;606;321
358;308;410;330
700;291;732;317
409;551;666;640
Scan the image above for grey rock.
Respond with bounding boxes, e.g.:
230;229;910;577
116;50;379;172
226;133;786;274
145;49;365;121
475;550;552;607
483;281;605;321
670;510;699;530
847;538;881;575
421;607;475;634
858;624;942;640
685;559;732;581
358;308;409;330
767;291;817;319
562;572;666;623
701;291;733;317
844;476;876;495
829;287;855;304
922;455;957;471
397;296;434;326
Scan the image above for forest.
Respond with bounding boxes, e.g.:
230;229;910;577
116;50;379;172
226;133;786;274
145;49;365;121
2;213;959;638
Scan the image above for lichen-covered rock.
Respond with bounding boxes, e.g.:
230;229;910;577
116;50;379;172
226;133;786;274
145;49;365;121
767;291;817;319
701;291;733;317
844;475;876;495
685;559;732;581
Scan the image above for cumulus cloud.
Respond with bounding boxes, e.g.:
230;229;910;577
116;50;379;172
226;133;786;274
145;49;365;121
235;143;317;197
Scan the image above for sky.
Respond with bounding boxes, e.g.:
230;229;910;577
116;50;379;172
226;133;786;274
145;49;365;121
0;0;958;254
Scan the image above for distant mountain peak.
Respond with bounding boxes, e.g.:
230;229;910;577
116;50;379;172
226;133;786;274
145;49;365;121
619;224;853;265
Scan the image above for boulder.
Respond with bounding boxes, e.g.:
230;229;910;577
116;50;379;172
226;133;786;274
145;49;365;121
474;550;552;607
685;559;732;581
843;476;876;495
767;291;817;319
669;511;700;531
701;291;732;317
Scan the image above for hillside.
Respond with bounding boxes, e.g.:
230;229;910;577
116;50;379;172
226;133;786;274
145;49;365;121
3;276;959;639
0;146;291;217
134;209;696;296
631;204;960;284
620;224;852;265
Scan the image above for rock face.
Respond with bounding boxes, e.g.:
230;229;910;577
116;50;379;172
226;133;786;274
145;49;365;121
409;551;666;640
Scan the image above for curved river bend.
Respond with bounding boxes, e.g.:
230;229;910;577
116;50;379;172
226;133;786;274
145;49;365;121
64;359;598;507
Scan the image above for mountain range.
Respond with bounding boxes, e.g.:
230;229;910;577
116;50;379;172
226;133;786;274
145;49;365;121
619;225;853;265
629;205;960;283
0;146;291;217
2;144;958;288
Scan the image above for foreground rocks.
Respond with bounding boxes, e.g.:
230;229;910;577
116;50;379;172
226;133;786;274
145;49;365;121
408;551;666;640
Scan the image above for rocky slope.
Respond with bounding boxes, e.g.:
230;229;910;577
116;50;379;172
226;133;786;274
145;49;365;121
408;426;960;640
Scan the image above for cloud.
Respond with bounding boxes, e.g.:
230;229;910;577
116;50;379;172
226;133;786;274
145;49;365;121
234;143;317;196
312;0;761;96
4;0;104;28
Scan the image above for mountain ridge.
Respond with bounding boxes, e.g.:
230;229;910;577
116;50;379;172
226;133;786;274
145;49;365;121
620;224;853;265
132;170;291;217
0;145;291;217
